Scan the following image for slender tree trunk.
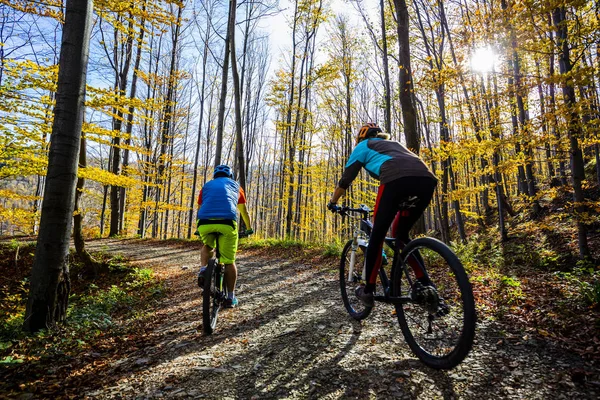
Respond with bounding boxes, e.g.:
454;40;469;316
283;1;303;238
393;0;419;153
548;13;568;185
487;71;508;240
553;7;590;258
154;5;182;237
535;59;555;179
188;25;210;238
440;1;490;214
214;0;233;166
596;144;600;188
163;133;175;239
24;0;93;333
73;133;101;275
119;6;146;235
230;0;247;194
379;0;392;133
108;15;135;237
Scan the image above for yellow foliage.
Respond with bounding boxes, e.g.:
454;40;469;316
78;167;139;188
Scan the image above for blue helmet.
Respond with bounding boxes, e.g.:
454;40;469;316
214;164;234;179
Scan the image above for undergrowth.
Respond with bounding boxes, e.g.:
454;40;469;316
451;214;599;360
0;242;165;366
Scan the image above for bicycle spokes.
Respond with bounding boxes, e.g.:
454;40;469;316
340;240;372;320
394;238;475;369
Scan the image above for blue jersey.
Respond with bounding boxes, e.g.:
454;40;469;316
339;138;436;189
197;178;245;221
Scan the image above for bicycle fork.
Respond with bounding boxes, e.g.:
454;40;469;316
348;230;369;282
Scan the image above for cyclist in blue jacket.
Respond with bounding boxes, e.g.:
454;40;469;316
197;165;253;308
327;123;438;307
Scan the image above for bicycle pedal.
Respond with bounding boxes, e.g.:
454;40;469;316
435;303;450;318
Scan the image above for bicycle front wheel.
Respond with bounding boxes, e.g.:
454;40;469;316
340;240;372;320
393;237;475;369
202;259;222;335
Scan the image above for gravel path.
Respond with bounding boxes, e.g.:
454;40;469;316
78;238;597;399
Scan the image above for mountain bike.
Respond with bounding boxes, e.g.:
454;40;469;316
332;204;476;369
201;230;250;335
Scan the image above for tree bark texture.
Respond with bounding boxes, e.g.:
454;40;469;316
393;0;419;153
24;0;93;333
553;6;590;259
214;0;233;166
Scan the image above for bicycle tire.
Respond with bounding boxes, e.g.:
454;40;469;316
202;259;221;335
392;237;475;369
340;239;373;320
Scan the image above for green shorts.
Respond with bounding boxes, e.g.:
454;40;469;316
197;222;238;264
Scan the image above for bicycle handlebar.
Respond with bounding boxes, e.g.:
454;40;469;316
331;204;371;217
239;228;254;238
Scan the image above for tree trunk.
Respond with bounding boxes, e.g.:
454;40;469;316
154;4;182;238
553;7;590;259
284;0;309;237
393;0;419;153
24;0;93;333
535;59;556;179
379;0;392;133
503;0;539;214
119;5;147;235
596;144;600;188
547;12;568;186
230;0;247;194
439;0;491;215
188;15;211;238
73;133;101;276
488;71;508;240
214;0;233;166
108;15;135;237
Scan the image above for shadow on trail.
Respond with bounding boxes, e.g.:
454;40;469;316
14;238;592;399
72;263;339;396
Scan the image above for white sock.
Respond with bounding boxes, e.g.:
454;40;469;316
228;291;235;299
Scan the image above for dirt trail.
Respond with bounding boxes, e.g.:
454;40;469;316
61;238;599;399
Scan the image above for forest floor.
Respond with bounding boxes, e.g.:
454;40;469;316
2;237;599;399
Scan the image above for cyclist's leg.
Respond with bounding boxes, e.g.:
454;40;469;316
364;183;399;293
197;225;218;266
392;177;437;282
200;243;214;266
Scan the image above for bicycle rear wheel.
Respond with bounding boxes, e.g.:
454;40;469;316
340;239;372;320
202;259;222;335
393;237;475;369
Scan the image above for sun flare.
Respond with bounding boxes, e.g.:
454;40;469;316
470;47;499;73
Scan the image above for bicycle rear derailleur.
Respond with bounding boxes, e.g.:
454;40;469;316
411;281;449;318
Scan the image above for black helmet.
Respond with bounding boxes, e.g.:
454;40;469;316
214;164;234;179
356;122;382;144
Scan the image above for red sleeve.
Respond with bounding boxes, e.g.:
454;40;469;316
197;189;203;206
238;187;246;204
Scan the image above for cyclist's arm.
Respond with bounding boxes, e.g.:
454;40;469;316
329;186;346;204
237;203;251;229
237;187;252;229
338;141;368;190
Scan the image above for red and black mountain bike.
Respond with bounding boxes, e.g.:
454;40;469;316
332;204;476;369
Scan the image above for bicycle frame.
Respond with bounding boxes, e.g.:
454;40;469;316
341;205;424;306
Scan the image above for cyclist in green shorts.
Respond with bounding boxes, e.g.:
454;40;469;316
197;165;253;308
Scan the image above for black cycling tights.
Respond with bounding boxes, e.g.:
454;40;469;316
364;176;437;293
